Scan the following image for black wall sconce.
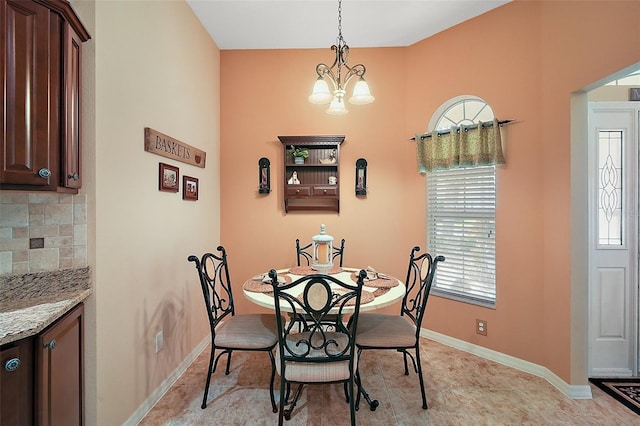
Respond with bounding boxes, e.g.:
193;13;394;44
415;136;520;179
258;157;270;194
355;158;367;196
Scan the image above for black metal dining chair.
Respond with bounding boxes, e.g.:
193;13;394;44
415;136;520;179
188;246;279;412
355;246;445;410
267;268;366;425
296;238;346;267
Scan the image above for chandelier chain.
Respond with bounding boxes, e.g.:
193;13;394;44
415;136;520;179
337;0;343;44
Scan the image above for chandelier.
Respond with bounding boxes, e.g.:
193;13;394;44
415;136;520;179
308;0;374;115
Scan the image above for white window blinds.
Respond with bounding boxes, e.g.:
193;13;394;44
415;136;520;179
427;165;496;306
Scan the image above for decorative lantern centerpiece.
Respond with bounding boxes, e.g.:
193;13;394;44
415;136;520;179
312;224;334;274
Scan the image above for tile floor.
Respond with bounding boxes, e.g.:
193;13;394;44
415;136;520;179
139;338;638;425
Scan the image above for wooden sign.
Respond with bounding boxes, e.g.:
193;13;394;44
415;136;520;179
144;127;206;168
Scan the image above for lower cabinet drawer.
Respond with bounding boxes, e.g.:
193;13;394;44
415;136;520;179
312;186;338;196
286;185;312;197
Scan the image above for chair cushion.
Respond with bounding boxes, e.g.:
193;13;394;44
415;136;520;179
356;313;417;348
214;314;279;349
276;331;358;383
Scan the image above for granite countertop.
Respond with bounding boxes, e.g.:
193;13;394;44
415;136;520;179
0;267;92;346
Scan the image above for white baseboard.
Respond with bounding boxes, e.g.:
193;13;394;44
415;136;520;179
123;337;210;426
421;328;593;400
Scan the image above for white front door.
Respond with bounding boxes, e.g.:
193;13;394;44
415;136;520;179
588;102;638;377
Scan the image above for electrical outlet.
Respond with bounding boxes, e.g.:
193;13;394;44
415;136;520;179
155;330;164;353
476;319;487;336
29;237;45;249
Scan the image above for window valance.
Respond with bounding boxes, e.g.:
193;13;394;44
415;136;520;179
415;118;505;173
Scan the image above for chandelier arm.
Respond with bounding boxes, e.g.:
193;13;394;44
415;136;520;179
343;64;367;86
338;44;349;69
329;45;341;69
315;64;339;92
315;63;331;77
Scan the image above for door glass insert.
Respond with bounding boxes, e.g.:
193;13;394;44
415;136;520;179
598;130;623;246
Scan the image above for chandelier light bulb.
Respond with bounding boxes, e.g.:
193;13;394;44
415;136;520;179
308;78;332;104
325;96;349;115
348;78;375;105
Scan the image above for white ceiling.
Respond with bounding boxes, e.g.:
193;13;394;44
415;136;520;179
186;0;511;50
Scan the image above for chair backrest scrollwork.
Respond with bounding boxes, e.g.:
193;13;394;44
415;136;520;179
188;246;235;334
268;269;366;364
401;246;445;335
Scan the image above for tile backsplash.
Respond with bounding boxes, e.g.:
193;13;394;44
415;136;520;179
0;192;87;275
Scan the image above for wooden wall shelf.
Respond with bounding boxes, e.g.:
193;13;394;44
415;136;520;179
278;135;345;213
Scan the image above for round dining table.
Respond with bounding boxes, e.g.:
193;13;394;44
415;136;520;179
242;265;406;313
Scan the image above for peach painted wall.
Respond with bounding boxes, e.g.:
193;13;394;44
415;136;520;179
538;0;640;382
220;47;414;317
92;1;220;424
221;0;640;385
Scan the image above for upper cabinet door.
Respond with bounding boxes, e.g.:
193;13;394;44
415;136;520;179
1;0;58;188
62;23;82;189
1;0;90;191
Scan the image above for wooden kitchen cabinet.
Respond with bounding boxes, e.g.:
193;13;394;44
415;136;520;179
0;302;84;426
0;0;90;192
0;337;34;426
36;302;84;426
278;135;344;213
61;16;84;190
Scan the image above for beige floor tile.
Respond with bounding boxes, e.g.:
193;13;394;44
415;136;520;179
140;338;639;425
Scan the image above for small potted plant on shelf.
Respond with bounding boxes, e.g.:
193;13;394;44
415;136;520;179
288;145;309;164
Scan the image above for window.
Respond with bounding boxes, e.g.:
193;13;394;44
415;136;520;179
427;97;497;307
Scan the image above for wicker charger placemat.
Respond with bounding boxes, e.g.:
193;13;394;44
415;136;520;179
348;290;375;305
288;265;343;275
243;274;292;293
372;288;390;297
350;272;399;288
297;289;375;306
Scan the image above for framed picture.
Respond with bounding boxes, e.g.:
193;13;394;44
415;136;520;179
183;175;199;201
159;162;179;192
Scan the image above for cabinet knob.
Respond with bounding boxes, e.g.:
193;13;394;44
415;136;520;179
323;189;327;194
295;189;300;194
68;172;79;180
43;339;56;350
38;168;52;178
4;357;20;372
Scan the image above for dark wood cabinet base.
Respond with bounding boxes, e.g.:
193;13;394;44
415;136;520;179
0;302;84;426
